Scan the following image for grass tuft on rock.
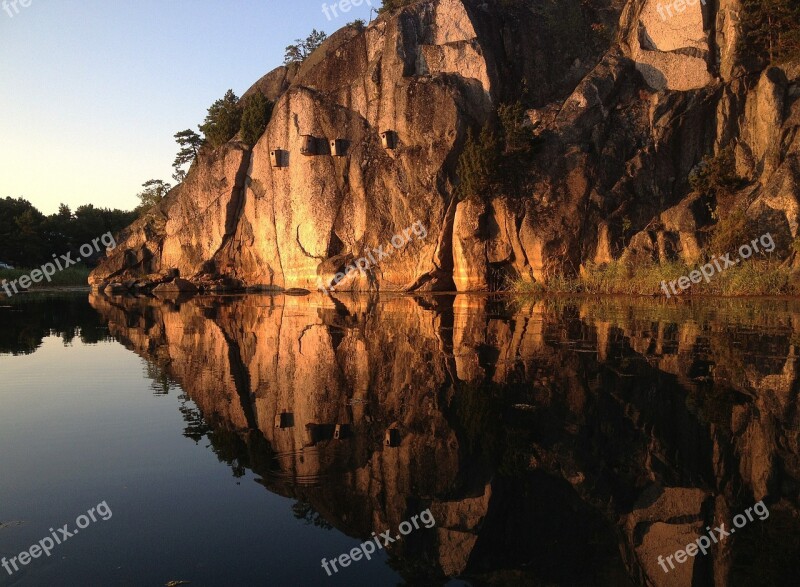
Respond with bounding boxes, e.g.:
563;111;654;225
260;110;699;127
511;260;795;297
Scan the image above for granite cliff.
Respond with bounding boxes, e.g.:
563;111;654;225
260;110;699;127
90;0;800;292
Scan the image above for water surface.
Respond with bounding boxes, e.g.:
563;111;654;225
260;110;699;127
1;292;799;586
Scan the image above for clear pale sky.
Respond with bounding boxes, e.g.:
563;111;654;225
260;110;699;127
0;0;376;214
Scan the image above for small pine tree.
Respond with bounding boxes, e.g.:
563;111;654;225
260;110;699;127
379;0;416;14
305;29;327;51
240;93;274;146
456;125;500;201
497;101;531;152
172;129;203;182
199;90;243;148
137;179;172;211
283;43;304;65
283;29;328;65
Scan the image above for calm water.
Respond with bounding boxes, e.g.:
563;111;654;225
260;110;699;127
1;292;799;586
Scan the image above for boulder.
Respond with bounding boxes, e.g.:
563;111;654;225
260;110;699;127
152;278;198;295
621;0;714;91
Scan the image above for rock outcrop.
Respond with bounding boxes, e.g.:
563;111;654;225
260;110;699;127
91;0;800;292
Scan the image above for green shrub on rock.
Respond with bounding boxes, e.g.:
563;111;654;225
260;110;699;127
456;125;500;202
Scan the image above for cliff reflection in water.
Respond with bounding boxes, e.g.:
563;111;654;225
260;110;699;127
89;293;800;586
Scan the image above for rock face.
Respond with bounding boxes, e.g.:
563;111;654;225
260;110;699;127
91;0;800;292
622;0;713;91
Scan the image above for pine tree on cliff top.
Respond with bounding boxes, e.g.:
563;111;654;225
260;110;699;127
199;90;242;148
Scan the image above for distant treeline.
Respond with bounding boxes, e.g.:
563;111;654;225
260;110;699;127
0;197;136;268
0;294;113;355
